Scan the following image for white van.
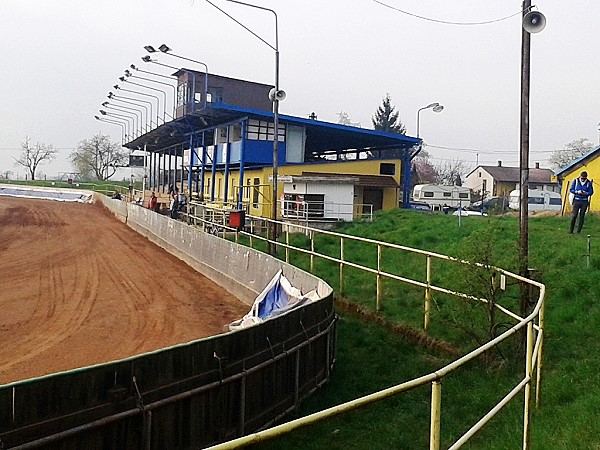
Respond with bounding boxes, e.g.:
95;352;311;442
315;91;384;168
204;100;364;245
412;184;472;210
508;189;562;211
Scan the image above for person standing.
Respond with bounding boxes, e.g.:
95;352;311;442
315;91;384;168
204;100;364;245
148;192;158;212
569;171;593;234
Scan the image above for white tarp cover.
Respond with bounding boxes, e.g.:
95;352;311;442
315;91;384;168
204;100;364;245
229;269;320;330
0;185;93;203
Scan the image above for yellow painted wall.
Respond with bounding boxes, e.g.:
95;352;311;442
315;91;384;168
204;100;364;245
559;158;600;213
198;159;402;218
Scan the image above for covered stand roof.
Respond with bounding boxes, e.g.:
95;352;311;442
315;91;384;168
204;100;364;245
124;103;420;157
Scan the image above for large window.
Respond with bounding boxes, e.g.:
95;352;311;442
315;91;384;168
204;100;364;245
246;119;285;142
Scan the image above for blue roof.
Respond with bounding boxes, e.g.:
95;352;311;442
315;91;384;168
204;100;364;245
555;145;600;178
125;102;421;154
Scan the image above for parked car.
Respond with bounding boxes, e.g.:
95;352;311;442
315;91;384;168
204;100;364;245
408;201;432;213
468;196;510;213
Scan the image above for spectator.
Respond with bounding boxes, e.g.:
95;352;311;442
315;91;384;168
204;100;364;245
569;171;594;234
148;192;158;212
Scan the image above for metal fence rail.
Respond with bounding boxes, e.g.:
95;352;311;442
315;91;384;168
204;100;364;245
184;203;546;450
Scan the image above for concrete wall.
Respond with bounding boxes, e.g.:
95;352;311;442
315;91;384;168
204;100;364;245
96;194;332;306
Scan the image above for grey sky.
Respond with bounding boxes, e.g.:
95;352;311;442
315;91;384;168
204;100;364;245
1;0;599;179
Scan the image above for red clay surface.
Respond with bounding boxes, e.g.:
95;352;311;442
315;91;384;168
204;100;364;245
0;196;248;384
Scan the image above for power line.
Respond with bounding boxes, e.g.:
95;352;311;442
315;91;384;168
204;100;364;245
371;0;524;26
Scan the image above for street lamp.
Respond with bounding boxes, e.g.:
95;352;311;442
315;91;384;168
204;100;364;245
95;115;126;143
124;69;176;120
102;102;142;138
205;0;283;254
146;44;209;111
119;76;172;123
114;84;161;128
109;92;152;133
416;102;444;138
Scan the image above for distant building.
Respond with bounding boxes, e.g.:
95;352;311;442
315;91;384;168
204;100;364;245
124;70;421;221
464;161;558;199
555;145;600;212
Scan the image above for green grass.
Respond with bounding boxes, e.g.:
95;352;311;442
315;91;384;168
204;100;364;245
247;209;600;449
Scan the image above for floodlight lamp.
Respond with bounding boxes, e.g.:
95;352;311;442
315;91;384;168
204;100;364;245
130;64;137;70
158;44;171;53
102;101;109;106
144;45;157;53
119;76;125;82
100;110;107;115
113;85;120;90
124;70;131;77
94;115;100;120
141;56;152;63
108;92;114;98
432;105;444;113
425;102;439;109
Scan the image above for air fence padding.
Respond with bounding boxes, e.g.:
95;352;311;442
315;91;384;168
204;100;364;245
0;196;335;449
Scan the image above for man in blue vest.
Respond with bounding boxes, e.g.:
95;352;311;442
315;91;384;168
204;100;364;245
569;171;594;234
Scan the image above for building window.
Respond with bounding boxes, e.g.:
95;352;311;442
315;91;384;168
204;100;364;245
443;192;451;197
246;119;285;142
208;87;223;103
177;82;188;107
380;163;396;175
252;178;260;208
215;127;227;144
424;192;434;198
459;193;469;199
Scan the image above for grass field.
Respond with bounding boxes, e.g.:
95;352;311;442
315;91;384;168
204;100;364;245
249;209;600;449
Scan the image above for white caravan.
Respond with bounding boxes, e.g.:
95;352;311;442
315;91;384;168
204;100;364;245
508;189;562;211
412;184;472;210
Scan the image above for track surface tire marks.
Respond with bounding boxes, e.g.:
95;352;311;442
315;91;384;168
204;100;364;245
0;197;248;384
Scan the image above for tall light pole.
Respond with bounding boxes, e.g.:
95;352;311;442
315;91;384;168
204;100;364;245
95;115;126;143
520;3;546;317
124;69;176;120
102;101;142;138
416;102;444;138
205;0;283;254
119;76;172;123
145;45;209;111
109;92;151;133
114;84;161;128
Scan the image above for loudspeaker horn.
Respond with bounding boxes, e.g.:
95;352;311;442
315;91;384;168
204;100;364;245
523;10;546;34
269;88;287;101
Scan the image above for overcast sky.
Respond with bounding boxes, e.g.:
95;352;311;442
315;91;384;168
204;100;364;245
1;0;599;179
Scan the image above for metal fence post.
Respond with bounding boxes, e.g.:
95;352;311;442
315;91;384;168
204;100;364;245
430;380;442;450
376;244;382;311
425;255;432;331
310;230;315;273
339;237;345;297
523;321;534;450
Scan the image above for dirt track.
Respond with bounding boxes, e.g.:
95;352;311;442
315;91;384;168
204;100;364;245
0;196;248;384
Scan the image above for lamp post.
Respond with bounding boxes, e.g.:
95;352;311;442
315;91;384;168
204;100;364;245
109;92;151;133
102;101;142;138
206;0;282;254
119;76;171;123
114;84;161;128
124;69;176;120
416;102;444;138
99;110;133;139
145;45;209;111
129;65;178;119
95;115;126;143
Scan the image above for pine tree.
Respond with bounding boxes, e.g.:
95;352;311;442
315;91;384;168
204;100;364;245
371;93;406;134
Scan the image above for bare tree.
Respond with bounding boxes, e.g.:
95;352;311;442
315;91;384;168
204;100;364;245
435;158;470;186
70;133;128;180
549;138;594;170
13;136;57;181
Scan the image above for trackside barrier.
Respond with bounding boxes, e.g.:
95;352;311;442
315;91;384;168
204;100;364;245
184;205;545;450
0;195;334;449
